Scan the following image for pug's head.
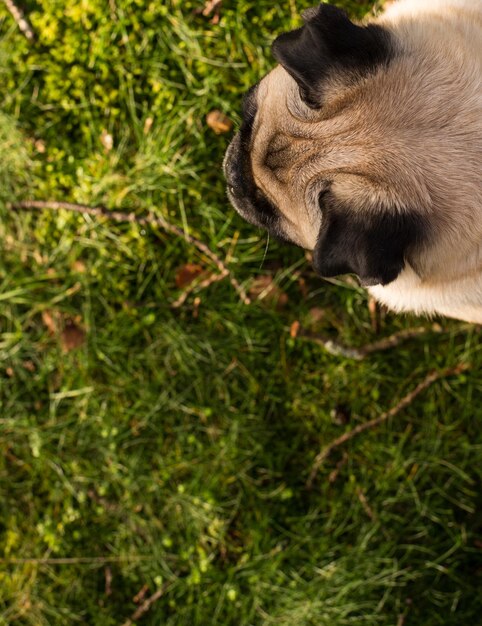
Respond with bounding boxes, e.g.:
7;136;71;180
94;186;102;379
223;3;454;287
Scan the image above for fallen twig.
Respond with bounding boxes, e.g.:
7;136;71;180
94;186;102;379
105;566;113;597
328;452;348;484
0;555;150;565
307;363;470;488
9;200;250;305
355;486;377;522
121;583;171;626
132;584;150;605
298;325;443;360
2;0;34;40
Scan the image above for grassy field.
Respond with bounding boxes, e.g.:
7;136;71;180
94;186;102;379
0;1;481;624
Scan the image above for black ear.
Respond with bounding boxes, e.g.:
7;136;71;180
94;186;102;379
313;200;427;287
271;4;392;106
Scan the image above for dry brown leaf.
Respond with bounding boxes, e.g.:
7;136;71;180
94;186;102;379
307;307;326;326
33;250;48;266
22;360;36;372
206;110;233;135
35;139;46;154
249;275;288;308
72;260;87;273
368;296;379;333
143;117;153;134
195;0;222;23
297;276;309;299
42;310;86;352
290;320;300;338
42;310;59;334
202;0;222;16
175;263;204;288
61;319;86;353
100;129;113;152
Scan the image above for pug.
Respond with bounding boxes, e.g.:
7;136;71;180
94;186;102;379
224;0;482;323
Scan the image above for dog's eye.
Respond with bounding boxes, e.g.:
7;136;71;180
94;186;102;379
286;90;322;122
298;86;319;110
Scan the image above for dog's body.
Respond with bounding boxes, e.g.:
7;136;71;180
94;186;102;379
224;0;482;323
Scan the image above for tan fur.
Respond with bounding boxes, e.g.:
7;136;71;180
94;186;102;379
248;0;482;323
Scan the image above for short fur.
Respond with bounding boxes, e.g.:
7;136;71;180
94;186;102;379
224;0;482;323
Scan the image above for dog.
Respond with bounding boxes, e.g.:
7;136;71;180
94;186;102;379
224;0;482;323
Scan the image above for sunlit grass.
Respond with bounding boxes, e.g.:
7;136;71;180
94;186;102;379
0;1;481;625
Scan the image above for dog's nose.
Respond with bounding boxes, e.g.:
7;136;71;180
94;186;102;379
223;134;244;197
224;159;236;189
224;163;239;197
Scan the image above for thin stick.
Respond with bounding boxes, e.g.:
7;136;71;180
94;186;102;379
298;332;368;360
2;0;34;40
298;326;442;361
121;583;171;626
105;566;113;597
132;584;150;605
328;452;348;484
361;326;443;355
355;486;377;522
0;555;151;565
9;200;250;305
307;363;469;488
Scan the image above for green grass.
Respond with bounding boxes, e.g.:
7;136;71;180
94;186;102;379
0;1;481;625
